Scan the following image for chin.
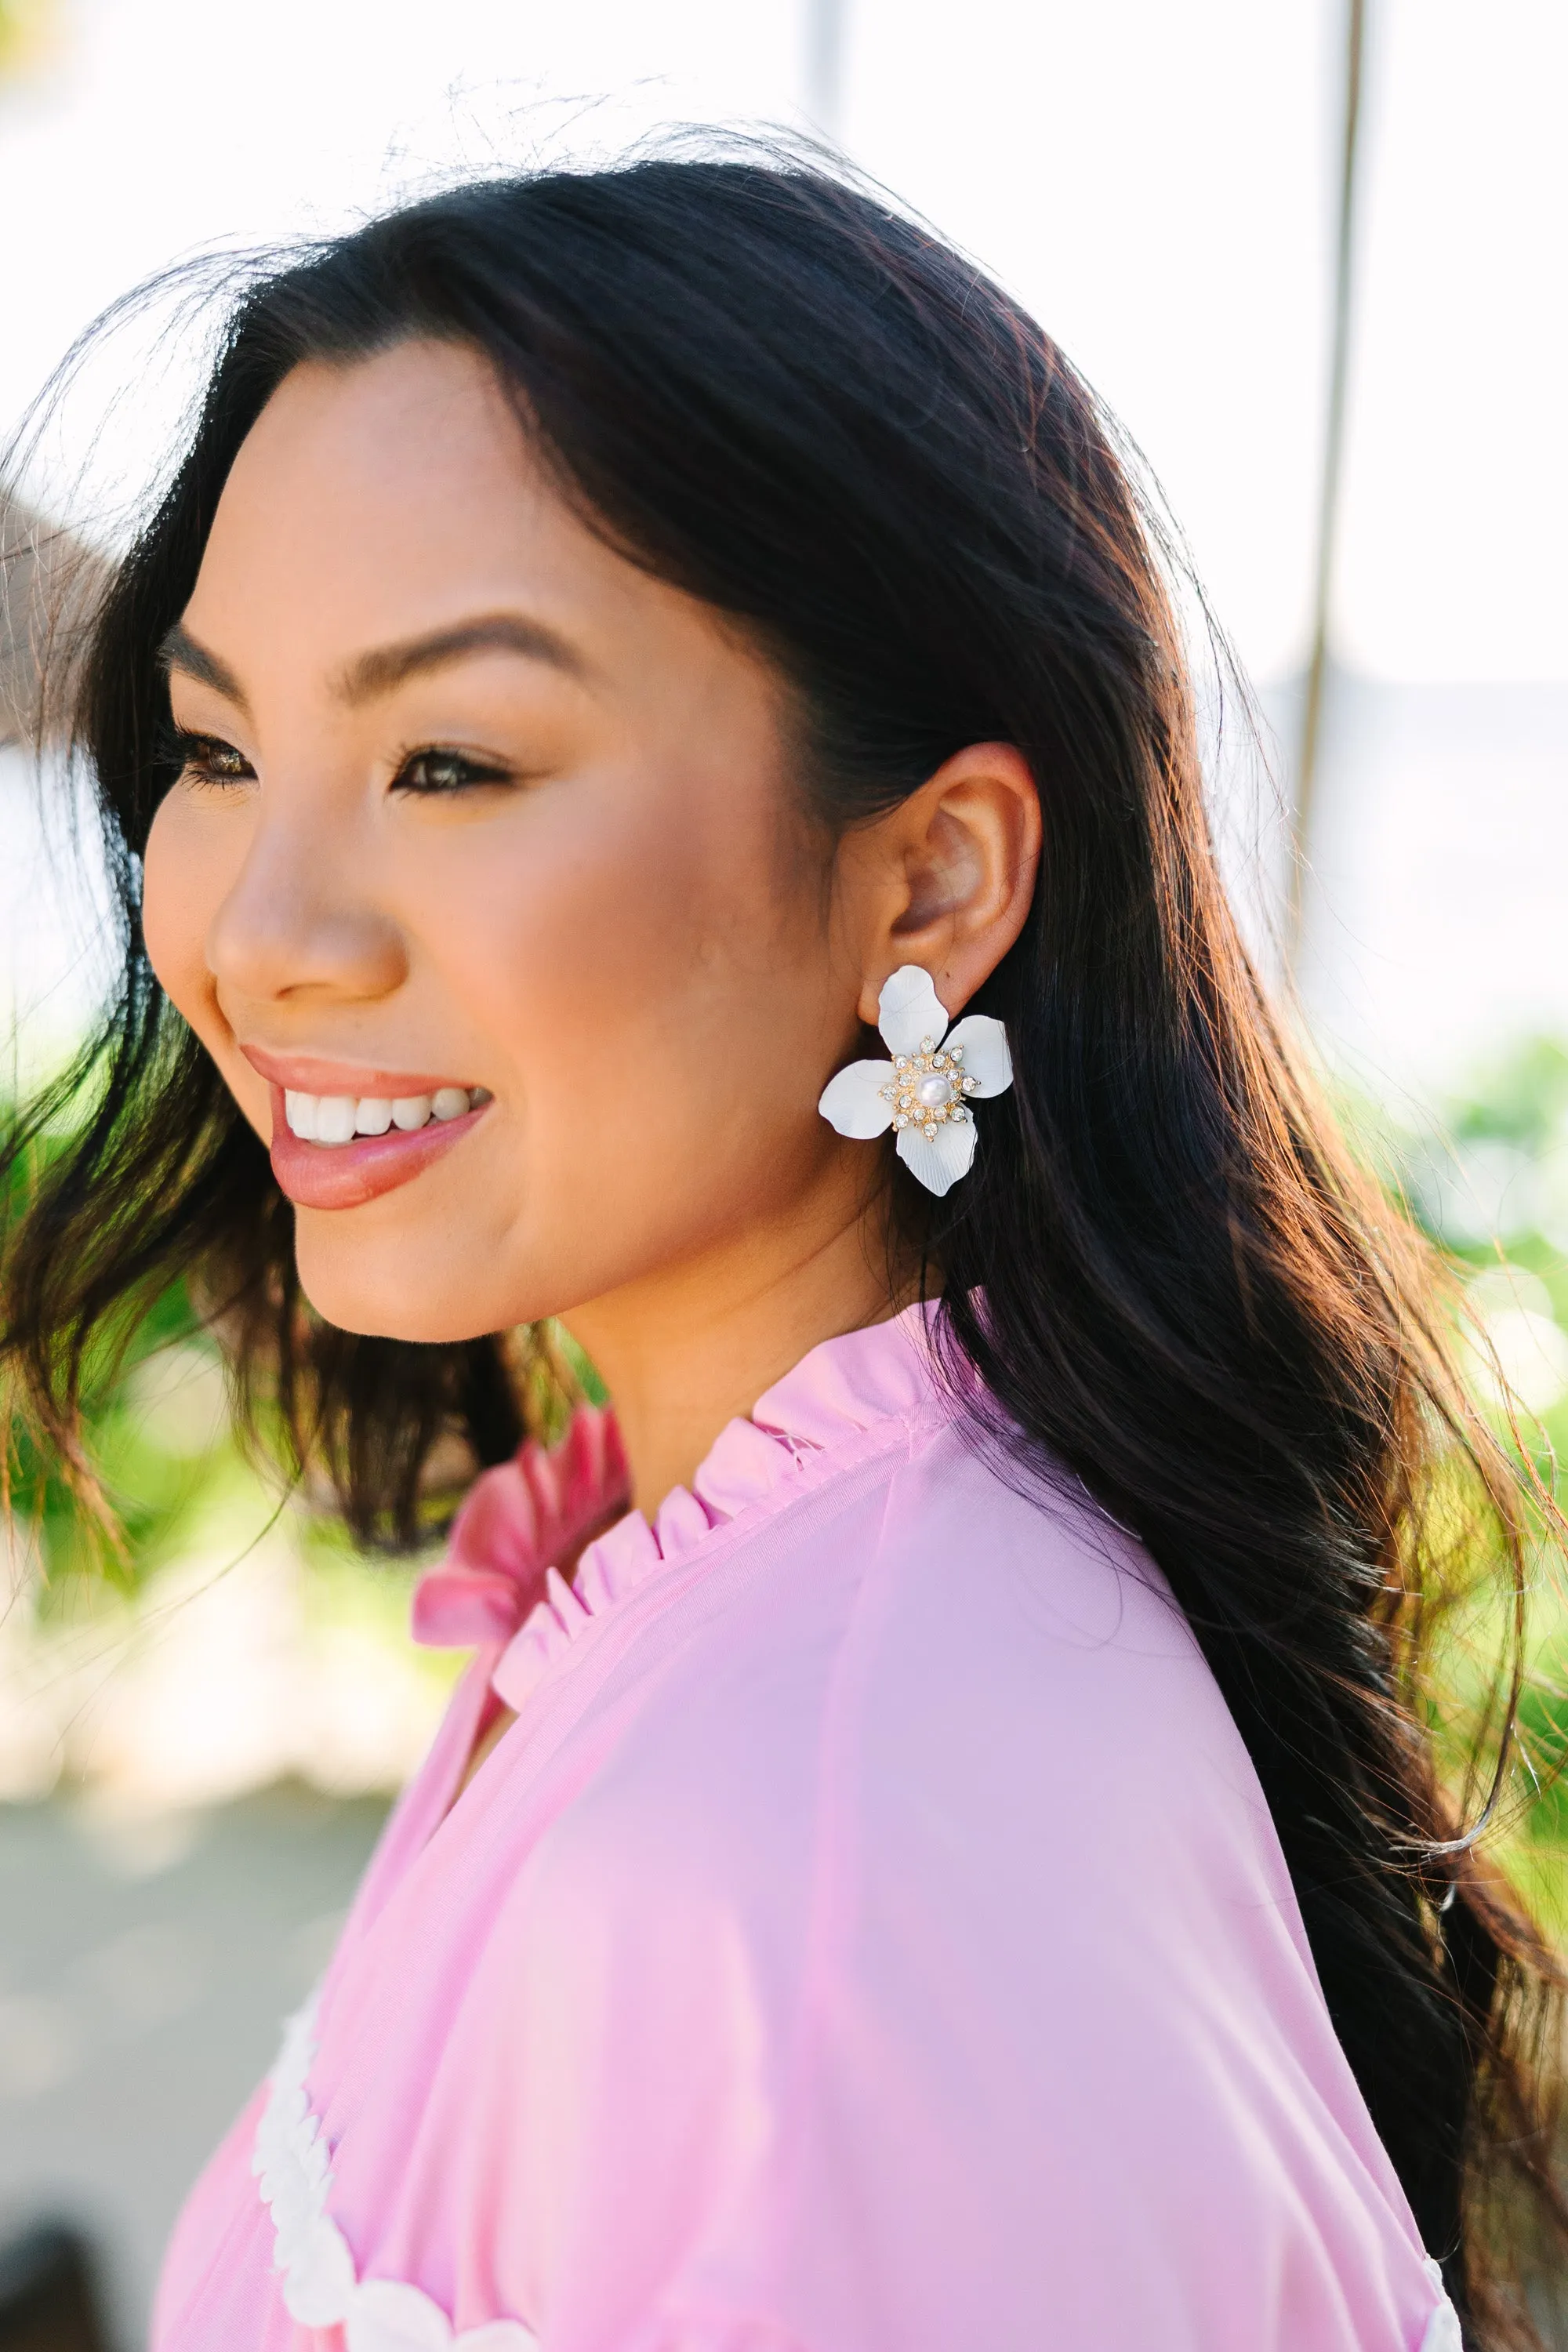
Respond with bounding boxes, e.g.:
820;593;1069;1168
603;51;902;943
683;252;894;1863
292;1218;525;1346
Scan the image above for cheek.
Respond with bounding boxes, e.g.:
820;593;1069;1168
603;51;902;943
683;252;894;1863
142;794;272;1142
143;793;225;1019
502;782;804;1064
441;772;836;1221
290;784;832;1342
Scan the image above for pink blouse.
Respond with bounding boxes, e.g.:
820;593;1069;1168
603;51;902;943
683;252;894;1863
152;1304;1459;2351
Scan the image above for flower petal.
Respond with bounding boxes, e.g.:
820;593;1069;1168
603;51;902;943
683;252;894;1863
347;2278;454;2352
818;1058;896;1139
896;1115;978;1196
410;1559;534;1649
877;965;949;1058
281;2214;357;2326
942;1013;1013;1098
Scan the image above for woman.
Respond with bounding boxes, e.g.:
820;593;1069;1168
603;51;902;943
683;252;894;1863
3;155;1562;2350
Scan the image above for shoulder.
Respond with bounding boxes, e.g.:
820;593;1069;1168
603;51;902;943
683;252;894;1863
794;1408;1295;2011
827;1410;1268;1868
528;1404;1292;2028
504;1413;1436;2347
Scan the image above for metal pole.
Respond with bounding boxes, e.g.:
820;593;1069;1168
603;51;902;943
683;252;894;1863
1287;0;1369;971
805;0;848;142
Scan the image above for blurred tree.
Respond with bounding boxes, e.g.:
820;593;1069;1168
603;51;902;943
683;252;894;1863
1358;1038;1568;1941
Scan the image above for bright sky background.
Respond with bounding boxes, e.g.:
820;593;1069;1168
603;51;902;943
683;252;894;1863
2;0;1564;688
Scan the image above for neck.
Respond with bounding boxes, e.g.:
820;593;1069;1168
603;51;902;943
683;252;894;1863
561;1202;909;1515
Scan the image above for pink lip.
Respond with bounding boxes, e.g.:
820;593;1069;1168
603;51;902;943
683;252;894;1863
242;1043;474;1097
265;1083;491;1210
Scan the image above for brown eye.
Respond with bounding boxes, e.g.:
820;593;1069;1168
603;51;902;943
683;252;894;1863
393;747;513;796
174;730;254;786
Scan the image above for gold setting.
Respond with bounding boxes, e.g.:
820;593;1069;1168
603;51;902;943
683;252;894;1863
880;1036;982;1142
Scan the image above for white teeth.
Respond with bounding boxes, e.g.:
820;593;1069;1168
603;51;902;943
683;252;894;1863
315;1095;358;1145
282;1086;476;1144
284;1090;318;1142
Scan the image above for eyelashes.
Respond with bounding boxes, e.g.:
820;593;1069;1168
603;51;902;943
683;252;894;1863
168;728;255;788
162;729;515;797
390;747;514;796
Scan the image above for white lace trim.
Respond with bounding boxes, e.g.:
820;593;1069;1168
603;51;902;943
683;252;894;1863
1419;2259;1463;2351
252;1994;539;2351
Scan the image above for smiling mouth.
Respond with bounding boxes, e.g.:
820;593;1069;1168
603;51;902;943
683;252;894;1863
282;1083;492;1145
253;1060;495;1211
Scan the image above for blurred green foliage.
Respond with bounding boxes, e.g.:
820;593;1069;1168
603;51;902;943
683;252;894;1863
2;1119;237;1599
1356;1037;1568;1936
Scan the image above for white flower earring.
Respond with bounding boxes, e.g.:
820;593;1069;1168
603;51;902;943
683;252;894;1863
817;964;1014;1197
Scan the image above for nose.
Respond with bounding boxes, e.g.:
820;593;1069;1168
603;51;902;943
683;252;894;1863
205;811;408;1008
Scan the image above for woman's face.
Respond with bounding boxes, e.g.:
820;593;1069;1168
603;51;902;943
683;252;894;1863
145;340;886;1345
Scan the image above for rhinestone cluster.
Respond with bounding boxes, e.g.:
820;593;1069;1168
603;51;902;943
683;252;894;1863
880;1036;982;1142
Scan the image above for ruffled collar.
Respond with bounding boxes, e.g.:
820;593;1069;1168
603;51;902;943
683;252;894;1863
412;1301;942;1715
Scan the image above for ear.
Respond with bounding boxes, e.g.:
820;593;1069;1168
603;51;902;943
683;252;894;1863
834;742;1042;1028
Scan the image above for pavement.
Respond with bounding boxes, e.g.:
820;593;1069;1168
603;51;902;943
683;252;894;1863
0;1786;387;2349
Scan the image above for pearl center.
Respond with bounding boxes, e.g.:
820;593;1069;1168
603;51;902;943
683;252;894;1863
915;1073;953;1110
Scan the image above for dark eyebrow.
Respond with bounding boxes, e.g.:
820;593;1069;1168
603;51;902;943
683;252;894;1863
332;614;587;705
158;622;249;711
156;612;586;718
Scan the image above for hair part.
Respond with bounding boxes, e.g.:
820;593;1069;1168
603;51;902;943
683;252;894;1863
2;145;1564;2339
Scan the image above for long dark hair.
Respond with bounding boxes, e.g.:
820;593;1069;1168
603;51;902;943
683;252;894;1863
3;151;1563;2338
